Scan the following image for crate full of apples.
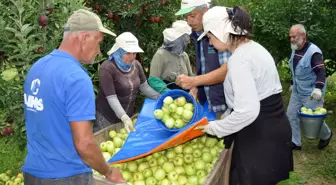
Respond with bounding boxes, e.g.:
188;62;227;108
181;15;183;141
94;127;225;185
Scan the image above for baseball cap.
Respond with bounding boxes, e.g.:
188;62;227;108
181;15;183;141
175;0;210;16
163;20;192;41
65;9;116;36
197;6;247;43
107;32;144;55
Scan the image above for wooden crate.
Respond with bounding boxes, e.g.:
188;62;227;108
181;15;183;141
93;114;232;185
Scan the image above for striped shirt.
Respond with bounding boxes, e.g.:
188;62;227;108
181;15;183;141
199;39;231;112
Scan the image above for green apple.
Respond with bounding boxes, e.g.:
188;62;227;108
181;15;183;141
145;177;157;185
134;180;145;185
162;107;170;115
169;103;178;113
173;156;184;166
184;165;196;176
167;171;178;181
198;176;206;184
157;156;168;166
188;176;198;185
154;168;166;181
174;119;184;128
109;130;117;138
154;109;164;120
119;128;127;134
192;148;202;158
205;137;218;148
113;137;123;148
99;142;107;152
162;114;171;124
149;158;158;167
106;142;115;154
178;175;188;185
195;160;206;170
5;181;14;185
173;114;181;121
175;166;185;175
184;103;194;111
162;161;175;173
183;145;193;154
196;170;206;177
183;154;193;164
174;145;183;154
133;172;145;181
163;96;174;105
166;150;176;159
138;162;149;171
102;152;111;161
121;171;132;181
152;152;161;159
202;152;213;163
165;118;175;129
176;96;187;107
127;162;138;173
160;179;170;185
182;110;193;121
176;107;184;116
143;168;153;178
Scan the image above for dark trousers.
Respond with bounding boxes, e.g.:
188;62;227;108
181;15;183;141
24;172;96;185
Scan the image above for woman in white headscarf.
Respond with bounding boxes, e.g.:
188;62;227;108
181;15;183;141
148;20;194;94
196;6;293;185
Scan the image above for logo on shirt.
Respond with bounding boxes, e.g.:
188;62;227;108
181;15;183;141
24;79;44;112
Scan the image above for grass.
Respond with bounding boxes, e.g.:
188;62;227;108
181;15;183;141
0;137;27;173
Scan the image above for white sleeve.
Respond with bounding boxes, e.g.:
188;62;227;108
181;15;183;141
209;60;260;138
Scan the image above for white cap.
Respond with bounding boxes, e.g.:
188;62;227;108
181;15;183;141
197;6;247;43
107;32;144;55
163;20;192;41
175;0;210;15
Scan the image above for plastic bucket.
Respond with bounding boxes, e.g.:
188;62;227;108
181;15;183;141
297;110;327;139
154;89;201;132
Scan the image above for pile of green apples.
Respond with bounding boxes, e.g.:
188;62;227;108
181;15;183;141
0;170;24;185
301;106;327;115
154;96;195;129
95;130;225;185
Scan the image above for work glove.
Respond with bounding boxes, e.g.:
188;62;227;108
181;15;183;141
289;85;293;92
195;124;216;136
120;114;136;133
311;88;322;100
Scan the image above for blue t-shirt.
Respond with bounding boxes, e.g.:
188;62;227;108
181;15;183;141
21;50;96;178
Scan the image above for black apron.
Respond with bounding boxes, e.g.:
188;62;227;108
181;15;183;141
228;93;293;185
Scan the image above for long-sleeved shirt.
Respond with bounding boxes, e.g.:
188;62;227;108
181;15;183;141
209;41;283;138
291;42;326;89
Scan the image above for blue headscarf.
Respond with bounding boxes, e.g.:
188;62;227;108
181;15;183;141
109;48;134;72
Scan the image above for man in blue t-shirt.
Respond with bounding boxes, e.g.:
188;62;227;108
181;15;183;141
22;9;126;185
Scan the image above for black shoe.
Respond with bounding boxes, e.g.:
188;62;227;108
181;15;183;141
318;131;333;150
292;142;302;150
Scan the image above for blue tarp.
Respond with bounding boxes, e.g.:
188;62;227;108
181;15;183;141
108;90;216;163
